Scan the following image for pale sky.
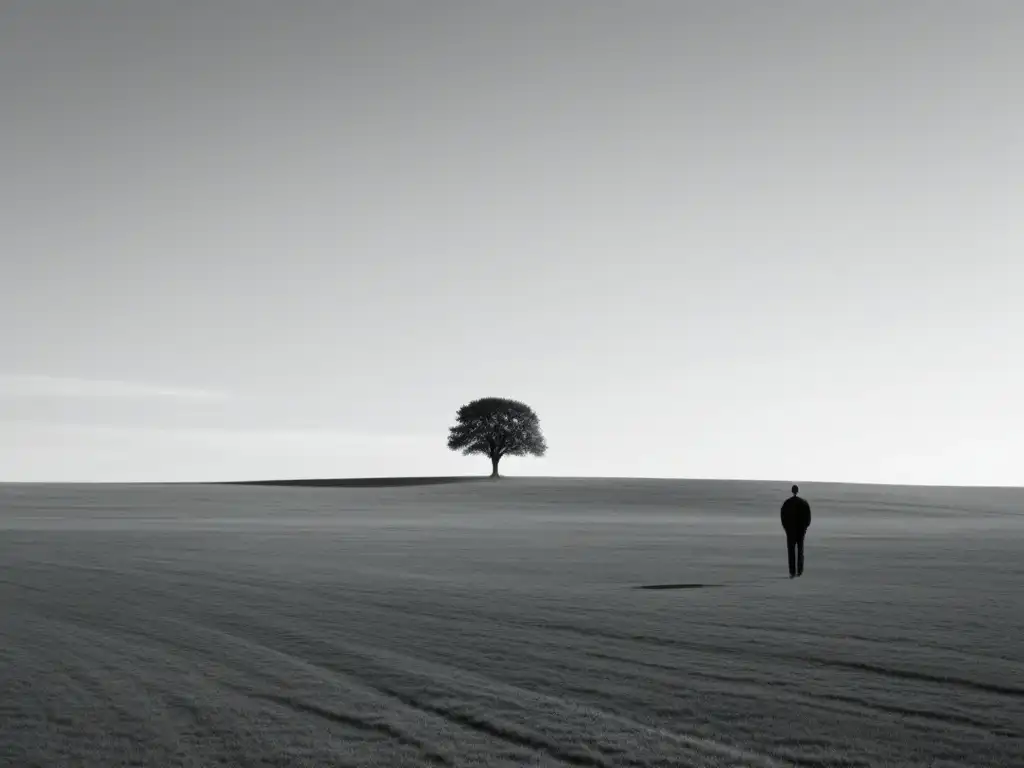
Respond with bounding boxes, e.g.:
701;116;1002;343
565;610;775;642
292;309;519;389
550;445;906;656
2;2;1022;485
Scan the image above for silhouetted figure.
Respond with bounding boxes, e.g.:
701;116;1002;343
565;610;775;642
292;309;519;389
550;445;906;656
780;484;811;578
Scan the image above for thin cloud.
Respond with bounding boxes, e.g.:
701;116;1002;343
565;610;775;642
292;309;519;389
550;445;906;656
13;422;430;446
0;374;230;401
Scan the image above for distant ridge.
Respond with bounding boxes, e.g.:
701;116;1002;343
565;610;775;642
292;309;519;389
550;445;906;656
213;475;1024;490
222;476;487;488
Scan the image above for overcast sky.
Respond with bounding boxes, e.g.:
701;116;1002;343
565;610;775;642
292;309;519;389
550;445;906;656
1;2;1021;485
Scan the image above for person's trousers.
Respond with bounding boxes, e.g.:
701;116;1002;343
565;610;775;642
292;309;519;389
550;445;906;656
785;529;806;576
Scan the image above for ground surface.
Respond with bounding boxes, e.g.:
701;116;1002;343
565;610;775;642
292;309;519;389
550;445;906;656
1;478;1021;767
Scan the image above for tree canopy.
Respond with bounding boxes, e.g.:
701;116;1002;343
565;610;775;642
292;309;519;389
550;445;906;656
446;397;547;477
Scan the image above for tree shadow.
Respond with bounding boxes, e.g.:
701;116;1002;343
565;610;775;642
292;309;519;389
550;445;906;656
221;476;487;489
634;583;722;590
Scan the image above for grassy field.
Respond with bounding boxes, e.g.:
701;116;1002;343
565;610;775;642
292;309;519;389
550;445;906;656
1;478;1021;767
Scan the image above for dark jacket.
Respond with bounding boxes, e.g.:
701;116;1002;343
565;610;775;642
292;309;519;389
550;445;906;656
781;495;811;531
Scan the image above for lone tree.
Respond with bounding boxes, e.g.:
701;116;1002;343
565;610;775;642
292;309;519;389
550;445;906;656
447;397;547;478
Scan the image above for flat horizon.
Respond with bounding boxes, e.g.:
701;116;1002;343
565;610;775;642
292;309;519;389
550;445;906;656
2;473;1022;491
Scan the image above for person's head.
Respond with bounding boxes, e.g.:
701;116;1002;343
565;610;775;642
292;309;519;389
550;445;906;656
791;484;799;495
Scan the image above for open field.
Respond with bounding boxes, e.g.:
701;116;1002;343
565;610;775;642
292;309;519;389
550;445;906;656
1;478;1022;767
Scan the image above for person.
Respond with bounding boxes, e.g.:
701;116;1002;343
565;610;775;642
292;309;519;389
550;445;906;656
780;484;811;578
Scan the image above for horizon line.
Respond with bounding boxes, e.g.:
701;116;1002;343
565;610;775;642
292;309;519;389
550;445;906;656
0;474;1021;490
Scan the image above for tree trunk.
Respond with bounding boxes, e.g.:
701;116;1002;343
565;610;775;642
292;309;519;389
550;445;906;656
490;454;500;478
